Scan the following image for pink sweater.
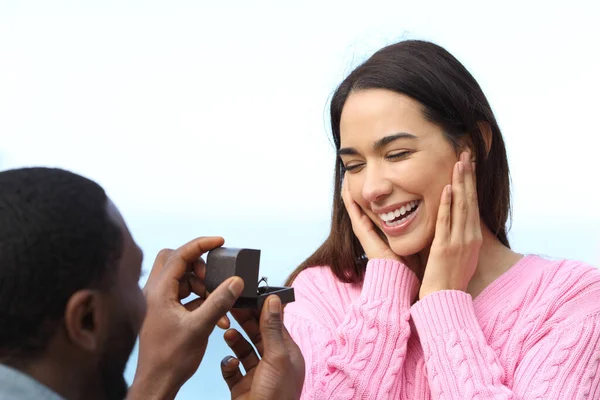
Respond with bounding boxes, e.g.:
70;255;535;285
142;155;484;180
283;255;600;399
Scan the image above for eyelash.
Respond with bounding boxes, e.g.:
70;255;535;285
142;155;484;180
387;150;411;160
343;151;411;172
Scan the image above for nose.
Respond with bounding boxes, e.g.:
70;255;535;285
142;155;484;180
362;164;393;203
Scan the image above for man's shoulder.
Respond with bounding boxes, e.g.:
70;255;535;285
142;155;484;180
0;364;65;400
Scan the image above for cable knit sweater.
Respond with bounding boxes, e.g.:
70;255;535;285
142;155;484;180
283;255;600;399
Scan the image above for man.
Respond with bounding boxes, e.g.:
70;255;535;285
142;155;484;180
0;167;304;400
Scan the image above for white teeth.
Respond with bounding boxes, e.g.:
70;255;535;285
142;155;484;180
386;216;407;227
378;200;421;223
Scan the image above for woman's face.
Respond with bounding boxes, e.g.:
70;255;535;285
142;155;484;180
339;88;461;257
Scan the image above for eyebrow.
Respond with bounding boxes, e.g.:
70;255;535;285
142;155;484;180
337;132;418;156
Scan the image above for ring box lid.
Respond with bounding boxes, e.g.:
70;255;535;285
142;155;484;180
205;247;260;298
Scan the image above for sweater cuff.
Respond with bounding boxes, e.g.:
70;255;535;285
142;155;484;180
411;290;480;336
362;259;419;306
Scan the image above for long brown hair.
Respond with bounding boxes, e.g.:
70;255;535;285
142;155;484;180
286;40;511;286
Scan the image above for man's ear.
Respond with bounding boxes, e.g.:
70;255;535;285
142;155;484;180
477;121;493;158
63;290;108;352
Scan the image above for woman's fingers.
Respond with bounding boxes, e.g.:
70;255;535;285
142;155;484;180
450;153;468;239
463;156;482;237
433;184;453;245
341;178;367;233
342;176;399;261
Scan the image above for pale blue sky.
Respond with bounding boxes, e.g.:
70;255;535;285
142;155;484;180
1;1;599;398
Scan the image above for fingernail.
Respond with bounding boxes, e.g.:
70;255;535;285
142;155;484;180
268;296;281;314
458;162;464;173
446;185;452;196
221;356;235;367
228;277;244;297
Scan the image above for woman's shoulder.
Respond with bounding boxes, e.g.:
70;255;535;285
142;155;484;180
290;265;359;292
527;254;600;284
524;254;600;319
284;265;361;325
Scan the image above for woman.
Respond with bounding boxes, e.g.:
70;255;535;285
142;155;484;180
283;40;600;399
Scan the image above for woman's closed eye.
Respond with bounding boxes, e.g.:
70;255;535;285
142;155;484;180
386;150;412;160
343;151;411;172
343;162;364;173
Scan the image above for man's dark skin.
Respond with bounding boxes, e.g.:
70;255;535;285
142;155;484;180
9;198;304;400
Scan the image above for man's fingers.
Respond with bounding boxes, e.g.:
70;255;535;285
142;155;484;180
188;273;207;298
183;297;230;327
163;236;224;280
220;356;243;390
193;258;206;280
260;295;285;357
279;310;302;360
176;236;224;263
190;276;244;333
224;329;260;373
218;315;231;330
157;236;224;300
183;297;203;311
144;248;173;290
178;272;207;300
178;274;192;299
230;308;264;356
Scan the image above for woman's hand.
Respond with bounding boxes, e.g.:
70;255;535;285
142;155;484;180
419;151;482;299
341;178;421;273
342;178;401;262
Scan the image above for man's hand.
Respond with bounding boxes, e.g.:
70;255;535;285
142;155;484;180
128;236;244;400
221;295;305;400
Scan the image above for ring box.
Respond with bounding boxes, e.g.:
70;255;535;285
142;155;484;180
205;247;295;310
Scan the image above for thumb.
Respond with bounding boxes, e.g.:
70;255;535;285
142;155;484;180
259;295;285;356
191;276;244;333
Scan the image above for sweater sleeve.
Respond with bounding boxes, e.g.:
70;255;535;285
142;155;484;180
283;259;419;400
411;290;600;399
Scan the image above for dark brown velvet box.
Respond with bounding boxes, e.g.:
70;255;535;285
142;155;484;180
204;247;295;310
